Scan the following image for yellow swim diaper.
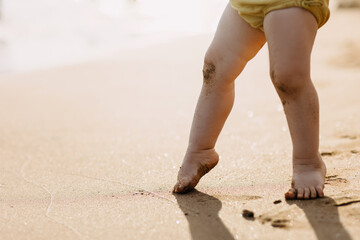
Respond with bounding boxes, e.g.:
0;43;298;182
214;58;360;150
230;0;330;31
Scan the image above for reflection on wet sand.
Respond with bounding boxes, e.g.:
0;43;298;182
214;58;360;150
174;190;234;240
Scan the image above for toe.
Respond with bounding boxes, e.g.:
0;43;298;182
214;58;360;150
285;188;297;199
297;188;304;199
180;184;191;193
316;185;324;197
310;186;317;199
172;182;181;193
173;180;192;193
173;181;186;193
304;188;310;199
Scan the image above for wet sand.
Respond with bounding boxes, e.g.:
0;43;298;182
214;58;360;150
1;8;360;240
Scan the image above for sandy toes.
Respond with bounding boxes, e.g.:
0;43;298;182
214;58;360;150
173;148;326;198
173;149;219;193
285;155;327;200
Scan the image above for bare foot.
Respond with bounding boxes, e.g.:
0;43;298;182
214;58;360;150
173;148;219;193
285;154;327;200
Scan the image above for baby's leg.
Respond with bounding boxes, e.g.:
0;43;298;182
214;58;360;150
264;8;326;199
173;4;266;193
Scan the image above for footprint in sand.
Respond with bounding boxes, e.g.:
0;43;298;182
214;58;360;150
341;135;358;140
270;219;291;228
242;208;292;228
325;175;349;186
333;195;360;207
320;151;337;157
258;215;291;229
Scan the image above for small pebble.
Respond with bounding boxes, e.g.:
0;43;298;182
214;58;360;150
242;209;254;220
273;200;282;204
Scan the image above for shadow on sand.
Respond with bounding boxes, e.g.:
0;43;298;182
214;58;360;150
174;190;235;240
287;197;352;240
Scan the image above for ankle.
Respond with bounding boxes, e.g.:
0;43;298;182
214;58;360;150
186;145;215;154
184;147;219;164
292;153;322;166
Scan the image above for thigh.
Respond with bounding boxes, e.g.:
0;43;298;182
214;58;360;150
263;7;318;78
207;4;266;79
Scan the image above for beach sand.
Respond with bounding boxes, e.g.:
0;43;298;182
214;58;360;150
1;7;360;240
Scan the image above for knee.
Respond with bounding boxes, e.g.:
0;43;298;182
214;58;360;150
203;57;216;86
202;51;243;86
270;67;310;96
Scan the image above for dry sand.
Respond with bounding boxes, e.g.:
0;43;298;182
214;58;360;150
1;7;360;240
